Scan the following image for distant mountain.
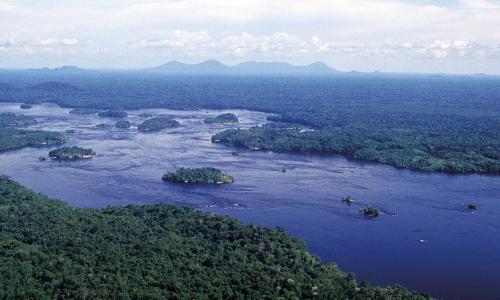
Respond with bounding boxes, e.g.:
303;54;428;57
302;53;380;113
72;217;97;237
148;60;338;75
51;66;87;73
28;81;81;92
150;60;230;73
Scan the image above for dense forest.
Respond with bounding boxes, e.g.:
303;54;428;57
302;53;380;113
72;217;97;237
0;176;428;299
69;108;99;115
0;113;67;152
162;167;234;184
98;110;128;118
0;74;499;173
48;146;96;160
115;120;131;128
212;125;500;173
138;117;180;132
204;113;239;124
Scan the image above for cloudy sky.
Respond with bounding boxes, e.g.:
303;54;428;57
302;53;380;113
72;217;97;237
1;0;500;73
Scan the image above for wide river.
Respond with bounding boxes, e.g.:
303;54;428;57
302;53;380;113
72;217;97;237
1;103;499;299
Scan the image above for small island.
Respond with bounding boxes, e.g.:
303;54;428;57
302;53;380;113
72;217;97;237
204;113;239;124
69;108;99;115
162;167;234;184
115;120;131;129
95;123;108;129
48;146;96;160
139;113;153;118
362;206;380;219
138;117;180;132
20;103;34;109
98;110;128;118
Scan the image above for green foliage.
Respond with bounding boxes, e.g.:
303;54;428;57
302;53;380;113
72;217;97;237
0;176;428;299
0;128;66;152
115;120;131;129
98;110;128;118
3;76;499;174
212;125;500;174
0;113;66;153
162;167;234;184
362;206;380;218
138;117;180;132
0;113;37;127
69;108;99;115
205;113;239;124
48;146;96;159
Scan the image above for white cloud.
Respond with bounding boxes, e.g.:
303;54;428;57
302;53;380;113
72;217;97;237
1;0;500;72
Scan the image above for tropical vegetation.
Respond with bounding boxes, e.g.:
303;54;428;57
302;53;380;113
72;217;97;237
48;146;96;159
138;117;180;132
162;167;234;184
0;176;428;299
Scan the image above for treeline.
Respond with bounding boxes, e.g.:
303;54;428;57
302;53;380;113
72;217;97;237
1;75;500;174
0;176;428;299
213;125;500;174
0;113;66;153
162;167;234;184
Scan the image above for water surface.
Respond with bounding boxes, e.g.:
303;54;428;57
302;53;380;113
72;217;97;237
1;103;499;299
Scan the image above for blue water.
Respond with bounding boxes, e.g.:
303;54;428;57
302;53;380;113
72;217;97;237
1;103;499;299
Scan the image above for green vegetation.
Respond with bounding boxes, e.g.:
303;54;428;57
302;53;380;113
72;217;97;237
0;113;37;127
115;120;131;128
205;113;239;124
138;117;180;132
0;113;66;153
98;110;128;118
20;103;33;109
2;76;499;174
162;167;234;184
48;146;96;160
212;125;500;174
69;108;99;115
362;206;380;219
0;128;67;152
0;176;427;299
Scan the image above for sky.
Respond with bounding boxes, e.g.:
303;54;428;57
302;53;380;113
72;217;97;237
1;0;500;73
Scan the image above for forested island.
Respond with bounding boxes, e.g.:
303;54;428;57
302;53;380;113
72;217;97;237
20;103;33;109
204;113;239;124
115;120;131;128
48;146;96;160
0;176;427;299
0;113;37;127
0;113;66;152
3;76;498;174
138;117;180;132
69;108;99;115
162;167;234;184
212;125;500;174
98;110;128;118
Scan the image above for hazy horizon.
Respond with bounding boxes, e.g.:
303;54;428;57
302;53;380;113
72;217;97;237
1;0;500;74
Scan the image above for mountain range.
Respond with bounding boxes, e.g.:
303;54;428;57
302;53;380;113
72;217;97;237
1;60;339;75
147;60;338;74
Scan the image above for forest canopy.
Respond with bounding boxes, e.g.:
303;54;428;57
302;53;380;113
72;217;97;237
162;167;234;184
0;176;428;299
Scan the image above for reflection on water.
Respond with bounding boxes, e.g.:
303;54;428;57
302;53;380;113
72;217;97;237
1;103;500;299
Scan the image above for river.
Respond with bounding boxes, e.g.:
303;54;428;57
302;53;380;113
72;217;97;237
1;102;499;299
